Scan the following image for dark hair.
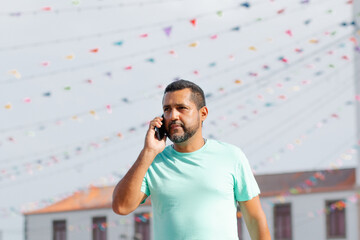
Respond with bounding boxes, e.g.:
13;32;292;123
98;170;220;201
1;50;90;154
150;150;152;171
164;79;206;110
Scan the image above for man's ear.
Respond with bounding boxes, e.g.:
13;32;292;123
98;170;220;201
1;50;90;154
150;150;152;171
200;106;208;122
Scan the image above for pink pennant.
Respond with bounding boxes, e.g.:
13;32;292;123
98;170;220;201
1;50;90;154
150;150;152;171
287;144;294;150
285;30;293;37
342;55;349;60
355;95;360;102
124;66;132;70
210;34;218;39
106;105;112;114
349;36;357;45
169;50;177;56
41;61;50;67
331;114;339;118
24;98;31;103
278;95;287;100
277;8;285;14
193;70;199;75
140;33;148;38
190;19;197;27
42;6;52;11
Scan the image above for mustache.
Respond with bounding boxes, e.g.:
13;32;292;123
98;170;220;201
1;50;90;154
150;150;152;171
168;121;184;128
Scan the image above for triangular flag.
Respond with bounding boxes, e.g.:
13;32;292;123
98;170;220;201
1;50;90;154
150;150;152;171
42;6;52;11
304;19;311;25
216;11;223;17
285;30;293;37
146;58;155;63
190;19;197;27
210;34;218;39
124;66;132;70
163;26;172;37
66;54;75;60
189;42;199;47
139;33;148;38
231;26;240;31
90;48;99;53
114;41;124;46
240;2;250;8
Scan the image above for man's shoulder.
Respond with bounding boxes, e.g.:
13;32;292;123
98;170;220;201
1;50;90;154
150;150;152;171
208;139;242;151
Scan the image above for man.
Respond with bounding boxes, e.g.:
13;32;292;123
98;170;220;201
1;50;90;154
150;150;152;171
112;80;271;240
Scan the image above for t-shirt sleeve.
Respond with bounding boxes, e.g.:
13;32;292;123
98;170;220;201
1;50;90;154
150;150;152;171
234;149;260;201
140;171;150;204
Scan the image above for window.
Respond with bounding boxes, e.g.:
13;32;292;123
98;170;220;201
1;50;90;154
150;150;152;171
326;200;346;238
134;212;151;240
274;203;292;240
93;217;107;240
53;220;66;240
236;204;243;240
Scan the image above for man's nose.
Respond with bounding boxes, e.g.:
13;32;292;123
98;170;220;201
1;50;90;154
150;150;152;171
169;109;180;120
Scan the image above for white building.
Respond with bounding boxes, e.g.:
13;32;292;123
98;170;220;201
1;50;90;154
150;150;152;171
24;168;358;240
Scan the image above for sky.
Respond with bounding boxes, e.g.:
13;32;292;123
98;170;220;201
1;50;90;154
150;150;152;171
0;0;358;239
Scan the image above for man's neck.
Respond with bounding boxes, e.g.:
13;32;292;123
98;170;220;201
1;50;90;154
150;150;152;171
172;134;206;153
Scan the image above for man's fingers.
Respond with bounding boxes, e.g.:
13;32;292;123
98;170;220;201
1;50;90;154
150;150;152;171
150;117;163;129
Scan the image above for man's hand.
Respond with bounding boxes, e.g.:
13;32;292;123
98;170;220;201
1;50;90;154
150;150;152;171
144;116;166;155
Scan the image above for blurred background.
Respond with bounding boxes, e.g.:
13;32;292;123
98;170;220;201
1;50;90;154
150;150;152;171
0;0;359;239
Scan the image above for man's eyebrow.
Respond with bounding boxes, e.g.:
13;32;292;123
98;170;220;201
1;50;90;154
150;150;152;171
163;103;189;108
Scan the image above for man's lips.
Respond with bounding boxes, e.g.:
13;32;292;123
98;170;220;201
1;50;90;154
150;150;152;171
170;124;183;129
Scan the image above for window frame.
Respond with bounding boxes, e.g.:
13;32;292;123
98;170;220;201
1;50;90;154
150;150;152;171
92;216;107;240
325;200;346;239
134;212;151;240
53;220;66;240
273;203;292;240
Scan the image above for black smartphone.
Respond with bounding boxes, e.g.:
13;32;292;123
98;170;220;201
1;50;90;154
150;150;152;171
155;115;166;140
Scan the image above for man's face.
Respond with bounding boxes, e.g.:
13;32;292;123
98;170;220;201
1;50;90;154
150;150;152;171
162;88;201;143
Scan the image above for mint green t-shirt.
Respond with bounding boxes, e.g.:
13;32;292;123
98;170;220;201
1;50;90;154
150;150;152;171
140;139;260;240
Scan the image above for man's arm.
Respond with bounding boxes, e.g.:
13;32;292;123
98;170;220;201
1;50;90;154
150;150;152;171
112;149;156;215
239;195;271;240
112;116;166;215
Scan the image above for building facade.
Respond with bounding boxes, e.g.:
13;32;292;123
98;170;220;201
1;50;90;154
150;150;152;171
24;168;359;240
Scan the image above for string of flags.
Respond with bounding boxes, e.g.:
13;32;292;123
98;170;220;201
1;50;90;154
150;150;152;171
209;47;355;139
250;94;358;172
1;59;354;179
2;28;355;148
1;0;184;17
3;0;354;84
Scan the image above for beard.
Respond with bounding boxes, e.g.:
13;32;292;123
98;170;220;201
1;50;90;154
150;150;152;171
167;120;199;143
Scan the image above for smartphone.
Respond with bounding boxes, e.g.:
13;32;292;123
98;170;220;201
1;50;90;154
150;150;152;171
155;115;166;140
